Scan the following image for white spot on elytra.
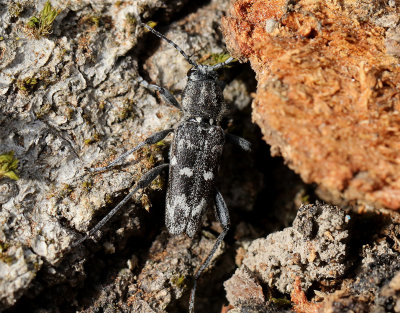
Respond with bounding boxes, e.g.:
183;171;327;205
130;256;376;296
203;171;213;180
180;167;193;177
171;156;177;165
167;194;190;235
191;198;206;218
177;139;196;149
168;194;190;215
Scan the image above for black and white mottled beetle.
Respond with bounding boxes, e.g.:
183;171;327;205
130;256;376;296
74;23;251;312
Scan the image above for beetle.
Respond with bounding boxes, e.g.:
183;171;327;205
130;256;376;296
74;23;251;313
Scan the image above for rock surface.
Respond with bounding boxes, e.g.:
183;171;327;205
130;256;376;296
225;203;350;304
243;203;349;294
0;0;258;311
4;0;400;312
225;204;400;313
320;239;400;313
222;0;400;210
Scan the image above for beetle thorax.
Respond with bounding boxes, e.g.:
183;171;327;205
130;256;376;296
181;66;225;122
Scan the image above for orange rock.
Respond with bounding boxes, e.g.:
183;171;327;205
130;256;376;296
291;276;323;313
222;0;400;209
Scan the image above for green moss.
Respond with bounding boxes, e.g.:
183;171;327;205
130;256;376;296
140;139;168;190
0;241;14;265
270;297;291;306
36;102;52;118
105;193;113;204
171;275;186;288
84;132;100;145
125;14;137;26
38;69;54;89
98;101;106;111
8;2;23;17
81;180;93;192
141;146;156;167
150;176;164;190
0;241;10;253
199;53;236;66
65;107;74;119
90;16;100;27
118;100;136;121
58;184;73;198
81;14;112;30
17;76;39;93
0;151;19;181
301;194;310;204
26;0;61;38
155;140;166;147
33;261;41;271
0;254;15;265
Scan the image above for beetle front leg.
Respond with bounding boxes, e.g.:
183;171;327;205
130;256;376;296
138;76;181;110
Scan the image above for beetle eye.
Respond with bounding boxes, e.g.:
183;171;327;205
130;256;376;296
187;68;197;77
187;67;217;81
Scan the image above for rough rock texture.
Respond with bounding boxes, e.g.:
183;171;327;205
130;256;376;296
221;0;400;210
78;232;224;313
1;0;179;308
0;245;42;309
224;266;265;308
225;204;400;313
224;203;350;312
315;207;400;313
0;0;259;311
236;203;349;294
320;240;400;313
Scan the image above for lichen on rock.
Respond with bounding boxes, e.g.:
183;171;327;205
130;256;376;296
0;0;255;311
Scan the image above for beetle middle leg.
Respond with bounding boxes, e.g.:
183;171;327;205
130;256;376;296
74;163;169;246
225;133;252;152
88;129;173;173
189;190;230;313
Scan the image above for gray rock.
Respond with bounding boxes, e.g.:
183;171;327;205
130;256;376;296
224;266;265;308
236;203;350;295
0;0;254;311
0;244;42;310
320;238;400;313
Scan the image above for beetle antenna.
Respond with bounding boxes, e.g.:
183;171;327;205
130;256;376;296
142;23;198;68
211;56;234;70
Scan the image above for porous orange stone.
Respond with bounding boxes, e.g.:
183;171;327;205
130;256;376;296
222;0;400;210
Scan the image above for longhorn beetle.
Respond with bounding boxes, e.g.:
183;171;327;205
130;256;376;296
74;23;251;313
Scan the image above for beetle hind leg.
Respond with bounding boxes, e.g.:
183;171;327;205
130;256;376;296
189;190;230;313
73;163;169;247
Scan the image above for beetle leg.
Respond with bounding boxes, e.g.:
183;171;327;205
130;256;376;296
73;163;169;247
88;129;173;173
138;76;181;110
225;133;251;152
189;190;230;313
